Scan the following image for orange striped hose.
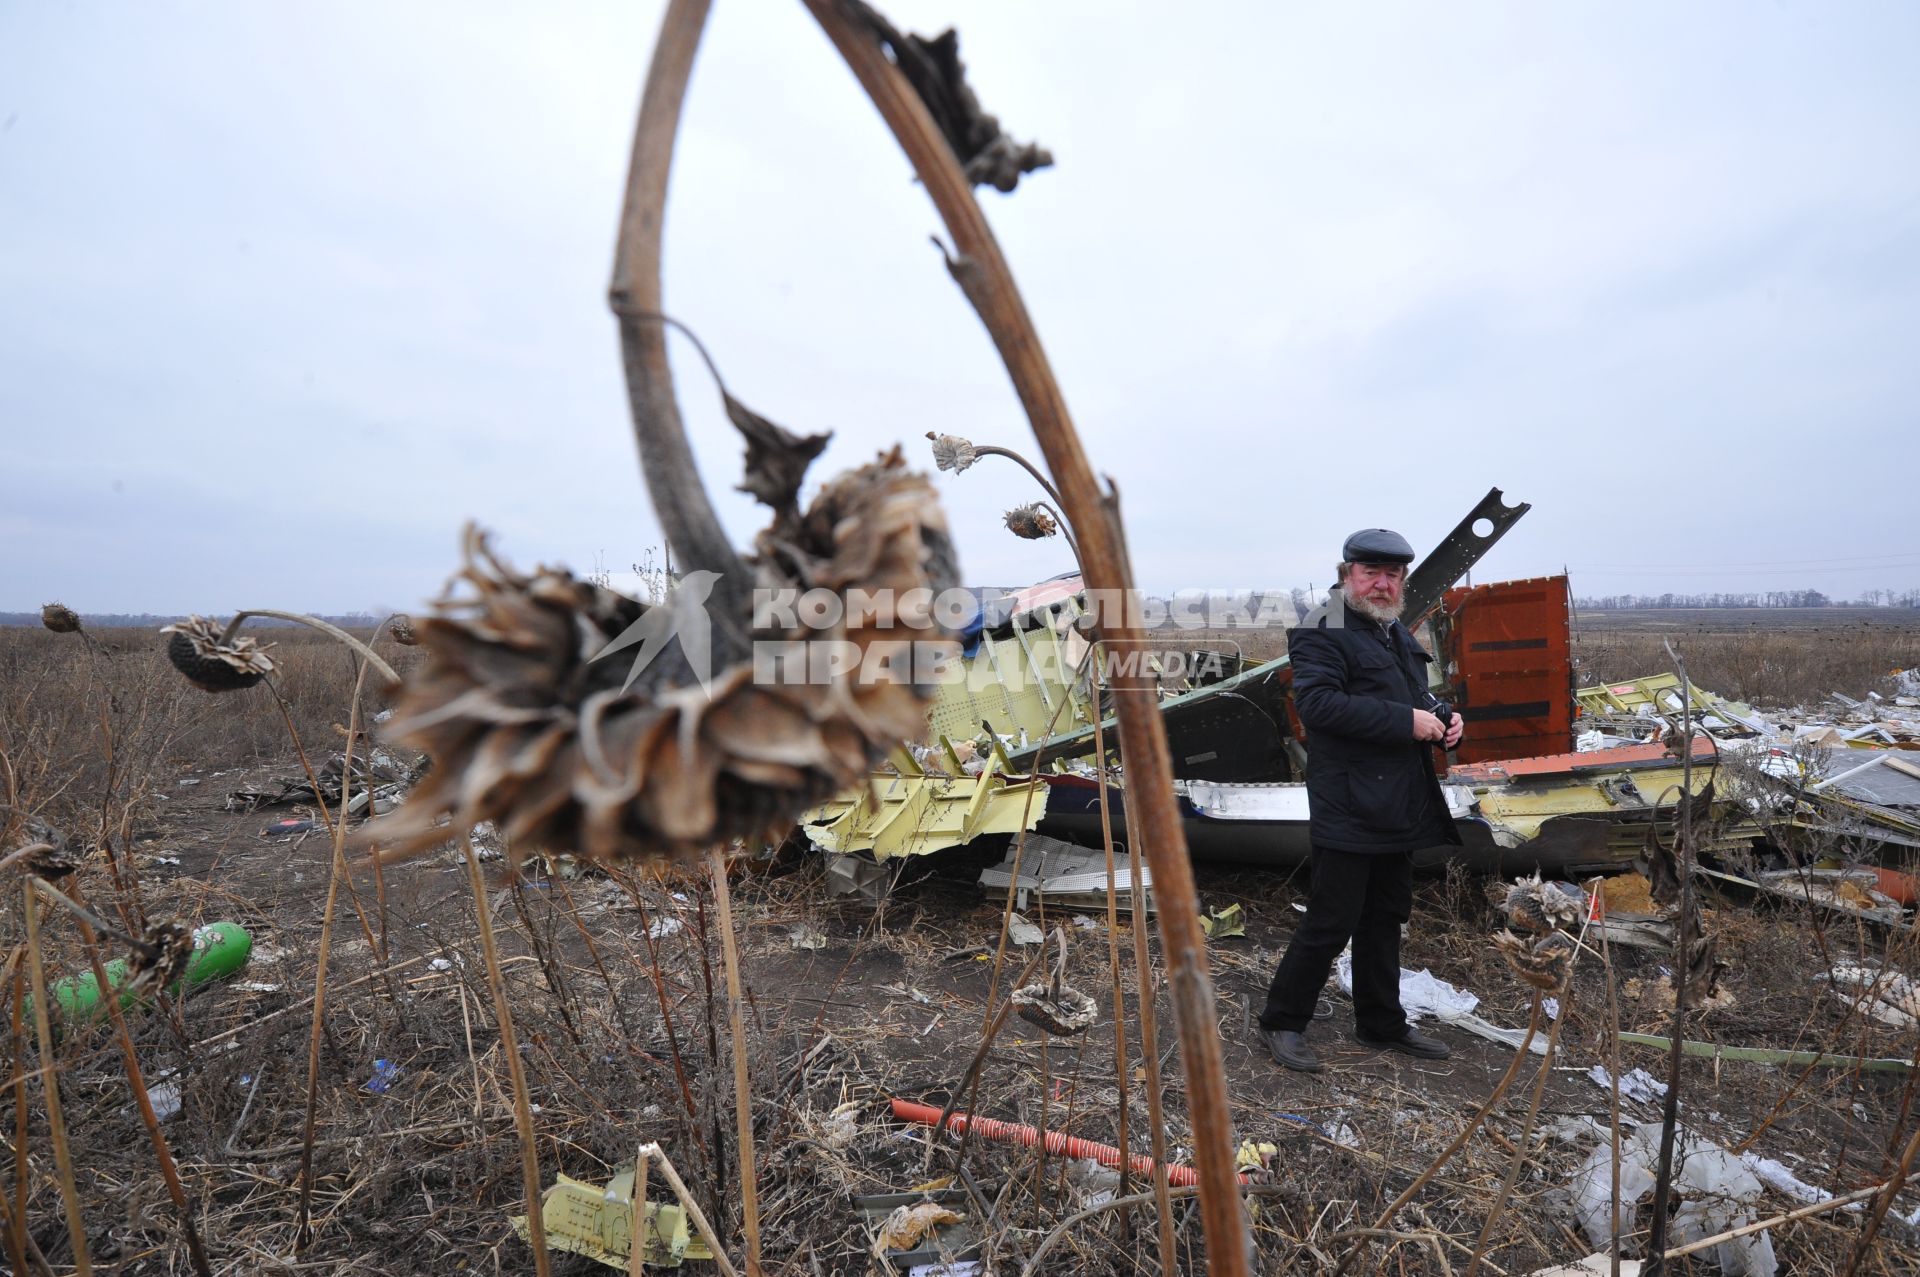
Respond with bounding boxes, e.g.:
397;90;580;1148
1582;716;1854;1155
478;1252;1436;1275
891;1098;1257;1187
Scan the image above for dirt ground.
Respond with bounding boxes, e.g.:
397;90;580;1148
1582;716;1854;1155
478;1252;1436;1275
8;742;1915;1276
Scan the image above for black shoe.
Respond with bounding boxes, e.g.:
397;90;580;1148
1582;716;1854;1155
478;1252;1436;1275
1258;1028;1323;1073
1357;1026;1451;1060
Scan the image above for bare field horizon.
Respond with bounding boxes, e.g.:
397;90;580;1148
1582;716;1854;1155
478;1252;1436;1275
1574;605;1920;632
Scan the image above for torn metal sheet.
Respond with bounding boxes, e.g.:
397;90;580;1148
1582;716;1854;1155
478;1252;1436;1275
800;587;1087;861
224;749;416;812
822;852;899;900
1809;750;1920;807
1793;793;1920;852
1746;865;1904;925
977;833;1153;912
1587;916;1677;951
1746;743;1920;852
1696;864;1912;931
1820;965;1920;1028
1400;487;1533;624
1575;674;1771;740
1574;671;1920;861
1040;736;1754;876
1038;775;1511;869
1175;777;1482;868
801;743;1047;861
929;578;1100;750
1200;902;1245;938
1450;739;1762;871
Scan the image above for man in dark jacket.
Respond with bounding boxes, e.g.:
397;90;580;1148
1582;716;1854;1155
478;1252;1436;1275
1257;528;1465;1073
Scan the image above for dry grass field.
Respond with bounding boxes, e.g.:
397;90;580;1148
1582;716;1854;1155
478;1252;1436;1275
4;618;1920;1275
1175;606;1920;707
1572;609;1920;707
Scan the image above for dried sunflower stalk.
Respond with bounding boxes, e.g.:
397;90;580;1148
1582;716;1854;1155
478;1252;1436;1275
364;445;957;866
388;614;421;646
161;616;276;692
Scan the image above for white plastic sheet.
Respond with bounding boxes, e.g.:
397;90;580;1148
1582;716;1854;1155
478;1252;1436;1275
1333;952;1549;1054
1587;1064;1668;1104
1569;1122;1776;1277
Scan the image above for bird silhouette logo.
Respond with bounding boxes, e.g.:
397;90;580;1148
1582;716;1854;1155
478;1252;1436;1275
589;569;723;697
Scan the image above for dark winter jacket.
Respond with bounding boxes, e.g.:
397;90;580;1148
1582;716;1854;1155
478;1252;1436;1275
1288;592;1464;855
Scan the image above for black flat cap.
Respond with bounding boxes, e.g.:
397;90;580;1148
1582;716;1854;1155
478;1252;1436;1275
1343;528;1415;565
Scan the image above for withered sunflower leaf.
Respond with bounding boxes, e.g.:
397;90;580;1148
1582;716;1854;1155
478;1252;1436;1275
844;3;1054;192
725;391;830;518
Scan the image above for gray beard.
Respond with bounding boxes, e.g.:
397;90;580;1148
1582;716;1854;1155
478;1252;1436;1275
1343;583;1405;625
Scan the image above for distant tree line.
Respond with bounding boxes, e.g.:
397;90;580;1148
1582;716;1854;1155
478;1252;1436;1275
1575;590;1920;610
0;611;390;628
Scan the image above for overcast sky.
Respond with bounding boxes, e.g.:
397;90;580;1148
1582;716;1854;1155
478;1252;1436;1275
4;2;1917;616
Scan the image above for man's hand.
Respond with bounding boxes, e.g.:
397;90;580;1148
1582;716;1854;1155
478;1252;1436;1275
1414;708;1469;748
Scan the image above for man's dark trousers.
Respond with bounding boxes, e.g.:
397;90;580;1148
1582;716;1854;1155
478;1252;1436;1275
1260;845;1413;1041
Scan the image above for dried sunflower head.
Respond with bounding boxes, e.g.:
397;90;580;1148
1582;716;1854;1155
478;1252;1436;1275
856;17;1053;193
124;920;195;997
1011;926;1095;1034
23;844;81;881
1495;872;1583;935
1;806;70;867
41;602;83;634
1493;928;1575;993
926;431;978;473
364;448;958;867
0;806;77;879
1011;981;1098;1036
161;616;276;692
388;614;421;646
1004;502;1058;540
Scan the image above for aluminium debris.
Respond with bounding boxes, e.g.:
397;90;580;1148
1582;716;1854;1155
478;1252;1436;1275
976;833;1153;913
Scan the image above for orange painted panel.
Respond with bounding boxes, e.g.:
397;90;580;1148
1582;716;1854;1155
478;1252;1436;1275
1437;575;1574;764
1448;736;1715;784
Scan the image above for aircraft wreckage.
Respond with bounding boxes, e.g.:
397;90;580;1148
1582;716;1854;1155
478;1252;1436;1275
799;487;1871;892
